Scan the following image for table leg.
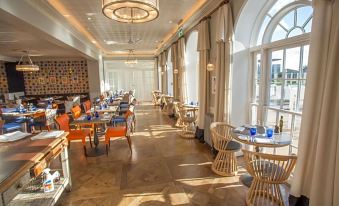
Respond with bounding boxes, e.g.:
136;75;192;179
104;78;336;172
86;124;104;157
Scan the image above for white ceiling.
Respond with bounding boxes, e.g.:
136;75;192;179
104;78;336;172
0;14;86;59
51;0;200;53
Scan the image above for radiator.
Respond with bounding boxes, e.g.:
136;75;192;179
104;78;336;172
204;113;214;147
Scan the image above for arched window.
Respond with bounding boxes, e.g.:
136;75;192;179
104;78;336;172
250;0;312;154
185;31;199;104
167;48;173;96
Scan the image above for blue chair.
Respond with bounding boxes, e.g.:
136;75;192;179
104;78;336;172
1;122;23;134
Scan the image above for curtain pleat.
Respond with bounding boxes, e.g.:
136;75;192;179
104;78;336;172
213;4;233;122
290;0;339;205
197;19;210;129
177;38;187;103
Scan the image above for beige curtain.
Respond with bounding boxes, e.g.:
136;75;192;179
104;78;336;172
213;4;233;122
290;0;339;205
197;19;210;129
171;43;178;99
177;38;187;103
160;51;168;94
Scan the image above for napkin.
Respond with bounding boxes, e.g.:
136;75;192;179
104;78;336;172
31;131;65;140
0;131;30;142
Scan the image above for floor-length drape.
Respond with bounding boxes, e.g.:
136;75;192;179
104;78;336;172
197;19;210;129
160;51;168;94
171;43;178;99
213;4;233;122
290;0;339;205
177;38;187;103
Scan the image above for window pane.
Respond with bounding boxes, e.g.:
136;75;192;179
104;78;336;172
280;10;295;30
301;45;309;79
251;106;258;125
304;18;312;33
254;53;261;103
285;47;301;79
271;50;283;79
271;25;287;42
288;27;303;38
266;109;278;126
270;79;283;108
297;80;306;112
292;115;302;147
284;80;298;111
280;112;293;133
297;6;313;27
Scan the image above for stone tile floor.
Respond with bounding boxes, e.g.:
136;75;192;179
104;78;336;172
58;104;289;206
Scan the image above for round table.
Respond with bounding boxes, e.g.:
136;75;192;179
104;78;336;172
231;126;292;187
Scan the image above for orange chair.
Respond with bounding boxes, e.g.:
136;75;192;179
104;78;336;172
105;116;133;155
55;114;92;156
83;100;91;112
71;105;94;134
71;105;82;119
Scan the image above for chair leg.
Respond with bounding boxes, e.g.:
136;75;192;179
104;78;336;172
46;125;51;132
126;136;132;153
106;144;109;156
83;145;87;157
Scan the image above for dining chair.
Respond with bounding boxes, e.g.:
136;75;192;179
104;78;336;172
174;102;184;128
71;105;94;135
178;107;198;139
242;149;297;206
55;114;92;156
111;106;135;133
83;100;91;112
105;115;133;155
210;122;241;176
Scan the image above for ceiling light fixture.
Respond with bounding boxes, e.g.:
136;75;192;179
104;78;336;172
102;0;159;23
125;49;138;66
16;51;39;72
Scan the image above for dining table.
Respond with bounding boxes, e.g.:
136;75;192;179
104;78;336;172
231;126;292;187
70;113;114;157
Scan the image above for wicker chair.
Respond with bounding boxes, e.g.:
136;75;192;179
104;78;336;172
163;96;174;116
174;102;184;127
242;149;297;206
210;122;241;176
178;107;198;139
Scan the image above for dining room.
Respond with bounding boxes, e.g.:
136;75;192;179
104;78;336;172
0;0;338;206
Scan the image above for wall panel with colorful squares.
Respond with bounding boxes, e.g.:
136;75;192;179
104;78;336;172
0;62;9;94
0;59;89;96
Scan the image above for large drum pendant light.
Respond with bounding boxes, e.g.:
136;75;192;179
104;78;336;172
102;0;159;23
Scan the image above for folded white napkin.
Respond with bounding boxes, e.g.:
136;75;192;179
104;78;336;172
255;138;272;144
234;127;245;133
31;131;65;140
0;131;30;142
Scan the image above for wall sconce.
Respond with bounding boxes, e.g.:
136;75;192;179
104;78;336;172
173;69;179;74
207;63;215;72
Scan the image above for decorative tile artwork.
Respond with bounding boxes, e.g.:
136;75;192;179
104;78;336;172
23;59;89;95
0;62;9;94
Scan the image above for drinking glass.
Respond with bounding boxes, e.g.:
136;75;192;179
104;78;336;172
250;127;257;136
266;128;274;138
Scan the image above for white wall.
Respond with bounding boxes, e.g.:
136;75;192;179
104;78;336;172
87;57;103;100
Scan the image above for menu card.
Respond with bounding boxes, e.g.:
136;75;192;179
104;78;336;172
0;131;30;142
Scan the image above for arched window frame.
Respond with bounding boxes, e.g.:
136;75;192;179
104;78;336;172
249;0;313;155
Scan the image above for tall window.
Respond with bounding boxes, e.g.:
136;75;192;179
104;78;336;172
167;49;173;96
251;1;312;154
185;31;199;104
104;60;155;101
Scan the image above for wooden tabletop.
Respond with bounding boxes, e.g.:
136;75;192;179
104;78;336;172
0;132;68;193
